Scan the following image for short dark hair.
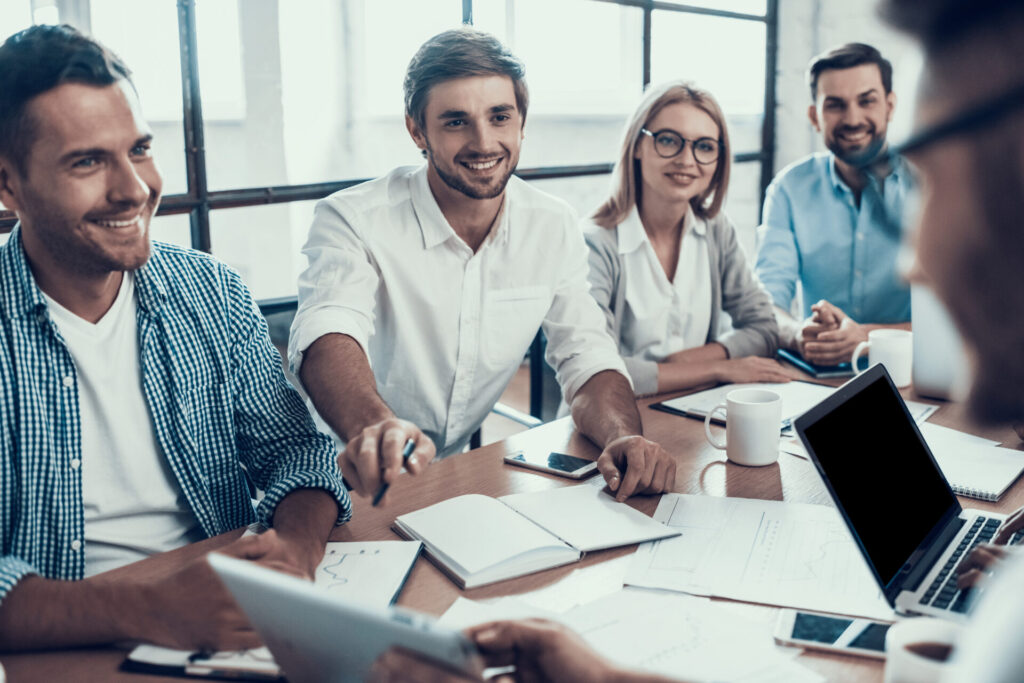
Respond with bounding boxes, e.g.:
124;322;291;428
0;24;132;175
878;0;1023;52
403;27;528;130
807;42;893;101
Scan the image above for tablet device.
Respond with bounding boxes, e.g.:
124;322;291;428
208;553;483;683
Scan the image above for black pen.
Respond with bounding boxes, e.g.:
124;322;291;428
372;438;416;507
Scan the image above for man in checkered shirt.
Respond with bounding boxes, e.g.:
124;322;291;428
0;25;350;652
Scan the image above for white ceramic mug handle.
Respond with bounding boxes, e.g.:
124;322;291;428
851;341;871;374
704;402;728;450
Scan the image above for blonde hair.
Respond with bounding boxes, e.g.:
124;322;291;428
592;81;731;228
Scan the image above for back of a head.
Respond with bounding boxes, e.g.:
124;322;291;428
806;42;893;101
0;24;132;174
403;26;529;130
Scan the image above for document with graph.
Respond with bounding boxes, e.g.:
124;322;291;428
625;494;895;620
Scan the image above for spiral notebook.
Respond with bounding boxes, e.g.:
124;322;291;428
921;423;1024;502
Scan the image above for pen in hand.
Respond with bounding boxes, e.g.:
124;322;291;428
372;438;416;507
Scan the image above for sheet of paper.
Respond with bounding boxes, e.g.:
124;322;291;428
918;422;1001;448
625;495;895;620
563;588;823;683
781;402;944;460
660;381;834;424
315;540;421;605
439;596;561;630
499;485;679;552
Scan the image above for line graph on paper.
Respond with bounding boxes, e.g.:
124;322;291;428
311;541;422;608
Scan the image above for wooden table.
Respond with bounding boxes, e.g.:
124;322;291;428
4;388;1021;682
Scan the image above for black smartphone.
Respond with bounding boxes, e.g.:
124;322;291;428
502;451;598;479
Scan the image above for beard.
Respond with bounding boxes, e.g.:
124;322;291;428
827;124;889;168
425;144;516;200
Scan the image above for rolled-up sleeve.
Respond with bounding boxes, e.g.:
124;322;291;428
0;556;37;605
288;198;380;377
543;218;630;402
755;180;800;312
228;272;352;528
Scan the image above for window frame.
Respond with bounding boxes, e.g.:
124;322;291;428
0;0;778;291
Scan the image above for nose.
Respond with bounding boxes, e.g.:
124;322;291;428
468;123;501;155
841;104;868;129
107;158;153;207
673;141;698;167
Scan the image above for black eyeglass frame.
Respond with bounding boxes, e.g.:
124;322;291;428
639;127;722;165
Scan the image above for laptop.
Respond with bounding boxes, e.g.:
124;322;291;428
207;553;483;683
794;364;1014;621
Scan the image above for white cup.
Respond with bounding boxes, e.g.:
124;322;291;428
852;329;913;388
884;617;961;683
704;388;782;467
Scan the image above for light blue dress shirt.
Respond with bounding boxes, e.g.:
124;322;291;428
755;152;913;323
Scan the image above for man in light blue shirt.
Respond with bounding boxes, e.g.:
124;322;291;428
756;43;913;366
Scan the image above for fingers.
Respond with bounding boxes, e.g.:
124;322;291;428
956;568;985;591
956;544;1006;582
645;450;676;494
803;341;855;366
341;419;434;497
995;506;1024;544
595;451;623;494
614;443;645;501
379;425;409;484
407;433;436;475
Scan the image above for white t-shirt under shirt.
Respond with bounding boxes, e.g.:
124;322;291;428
615;206;713;361
43;273;203;577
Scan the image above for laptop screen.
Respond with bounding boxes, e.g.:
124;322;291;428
799;371;958;588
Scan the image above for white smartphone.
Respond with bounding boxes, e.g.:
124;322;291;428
503;450;598;479
774;609;892;659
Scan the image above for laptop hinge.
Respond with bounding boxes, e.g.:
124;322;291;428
899;516;965;594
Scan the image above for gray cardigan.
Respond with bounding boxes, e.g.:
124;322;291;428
584;211;779;395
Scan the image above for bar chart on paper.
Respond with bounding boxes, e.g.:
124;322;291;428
626;495;895;620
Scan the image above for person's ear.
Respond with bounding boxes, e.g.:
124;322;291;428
0;157;24;213
405;114;428;155
807;104;821;131
886;91;897;122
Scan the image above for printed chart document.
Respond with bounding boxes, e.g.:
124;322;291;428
394;485;678;589
123;540;421;680
625;495;895;620
441;589;822;683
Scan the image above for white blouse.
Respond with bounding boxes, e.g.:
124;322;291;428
617;205;712;362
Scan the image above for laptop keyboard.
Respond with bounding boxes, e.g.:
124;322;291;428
919;517;1000;613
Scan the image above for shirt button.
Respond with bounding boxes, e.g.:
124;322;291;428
857;233;865;241
70;458;81;470
70;539;82;551
855;270;863;278
62;375;74;388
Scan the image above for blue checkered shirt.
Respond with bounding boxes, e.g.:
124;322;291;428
0;226;351;602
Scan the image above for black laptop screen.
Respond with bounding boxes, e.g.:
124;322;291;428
801;375;957;586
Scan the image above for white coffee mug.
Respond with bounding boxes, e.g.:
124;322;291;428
884;617;961;683
852;329;913;388
704;388;782;467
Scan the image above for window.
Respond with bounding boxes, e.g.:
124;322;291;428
0;0;777;305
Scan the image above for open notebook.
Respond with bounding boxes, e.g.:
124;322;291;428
393;485;678;589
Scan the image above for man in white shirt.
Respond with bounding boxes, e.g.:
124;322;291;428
289;27;675;503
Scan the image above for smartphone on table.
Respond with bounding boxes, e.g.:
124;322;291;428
503;450;598;479
774;609;893;659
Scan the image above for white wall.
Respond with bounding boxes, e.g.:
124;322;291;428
773;0;920;174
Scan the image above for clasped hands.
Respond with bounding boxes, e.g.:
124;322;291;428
797;299;867;366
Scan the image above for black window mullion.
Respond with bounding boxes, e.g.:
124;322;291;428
176;0;211;253
759;0;778;219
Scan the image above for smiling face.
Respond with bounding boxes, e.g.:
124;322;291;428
0;80;162;278
810;64;895;166
406;74;523;202
635;101;719;212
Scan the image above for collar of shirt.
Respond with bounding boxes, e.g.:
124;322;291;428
826;151;908;198
409;164;512;252
616;203;706;256
0;224;169;321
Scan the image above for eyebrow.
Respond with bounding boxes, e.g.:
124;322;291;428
436;104;516;120
59;134;154;164
824;89;881;103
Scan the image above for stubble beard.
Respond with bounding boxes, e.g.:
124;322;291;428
426;144;516;200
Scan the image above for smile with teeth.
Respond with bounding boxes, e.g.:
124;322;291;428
89;213;144;228
462;158;502;171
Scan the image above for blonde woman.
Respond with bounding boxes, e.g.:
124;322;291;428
585;82;792;396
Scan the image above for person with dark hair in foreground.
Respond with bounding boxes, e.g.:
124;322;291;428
289;27;676;505
756;42;914;366
373;1;1024;679
0;25;351;652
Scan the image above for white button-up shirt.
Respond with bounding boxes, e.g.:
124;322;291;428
616;206;712;361
289;165;628;458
